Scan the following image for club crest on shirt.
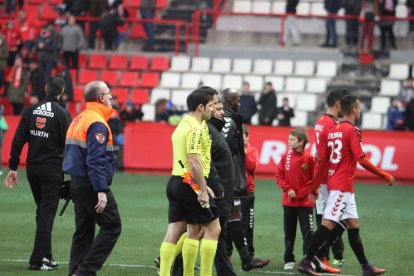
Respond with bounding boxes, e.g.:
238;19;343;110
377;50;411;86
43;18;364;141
36;117;46;129
301;163;308;170
95;132;106;144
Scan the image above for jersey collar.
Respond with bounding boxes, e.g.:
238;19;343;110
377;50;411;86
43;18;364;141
86;102;113;121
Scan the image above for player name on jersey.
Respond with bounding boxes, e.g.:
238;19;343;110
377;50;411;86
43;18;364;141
30;130;49;138
328;132;343;139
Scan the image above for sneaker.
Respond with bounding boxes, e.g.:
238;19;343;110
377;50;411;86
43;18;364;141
154;256;160;275
284;261;295;270
313;256;340;274
363;264;386;276
331;259;344;267
298;258;322;276
42;257;59;269
28;264;54;271
242;257;270;271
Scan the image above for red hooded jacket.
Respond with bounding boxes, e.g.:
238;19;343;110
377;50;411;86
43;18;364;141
245;142;258;193
275;149;315;207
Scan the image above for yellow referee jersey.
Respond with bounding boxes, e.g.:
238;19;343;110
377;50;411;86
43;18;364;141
171;115;211;178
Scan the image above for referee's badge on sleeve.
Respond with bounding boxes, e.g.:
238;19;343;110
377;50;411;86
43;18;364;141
95;132;106;144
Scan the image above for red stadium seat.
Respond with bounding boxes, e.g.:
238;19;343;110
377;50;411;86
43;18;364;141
88;54;107;69
129;0;141;8
129;55;149;71
23;5;39;17
69;69;77;84
101;71;119;86
140;72;159;88
73;87;84;102
131;89;149;105
126;8;138;19
78;70;98;85
112;88;129;104
129;23;147;39
156;0;168;9
119;72;140;87
109;55;129;70
78;54;87;68
150;56;170;71
41;5;59;20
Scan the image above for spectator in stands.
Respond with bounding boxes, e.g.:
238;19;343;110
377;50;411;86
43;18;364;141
343;0;362;49
47;21;63;64
321;0;341;47
61;16;85;69
100;10;124;50
399;78;414;108
120;100;144;122
386;97;404;130
408;0;414;32
64;0;90;27
155;98;170;122
277;97;295;127
379;0;397;50
239;82;257;124
116;7;130;50
140;0;157;51
0;31;8;92
258;82;277;126
56;59;74;107
88;0;110;49
15;10;40;49
284;0;301;46
5;0;16;15
35;25;59;81
4;21;21;67
405;93;414;130
28;59;46;105
360;0;380;52
6;56;30;115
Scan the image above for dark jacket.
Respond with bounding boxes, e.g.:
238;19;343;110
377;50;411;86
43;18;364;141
222;108;247;198
35;31;58;63
30;67;46;101
286;0;299;13
100;13;124;41
325;0;342;14
9;95;72;170
404;99;414;131
258;90;277;126
342;0;362;15
58;67;74;102
207;117;234;217
239;94;257;124
277;106;295;127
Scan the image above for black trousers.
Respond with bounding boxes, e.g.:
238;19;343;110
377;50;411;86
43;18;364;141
63;51;79;69
26;163;63;266
380;25;396;50
241;192;255;256
87;21;100;50
215;216;237;276
283;206;314;263
69;176;122;276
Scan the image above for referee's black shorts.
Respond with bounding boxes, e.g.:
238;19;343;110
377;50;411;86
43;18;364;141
167;176;216;225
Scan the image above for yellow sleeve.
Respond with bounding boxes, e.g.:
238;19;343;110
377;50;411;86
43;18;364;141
187;126;202;154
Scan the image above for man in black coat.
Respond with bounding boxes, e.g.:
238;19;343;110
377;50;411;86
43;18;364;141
239;82;257;124
222;89;270;271
258;82;277;126
206;95;236;276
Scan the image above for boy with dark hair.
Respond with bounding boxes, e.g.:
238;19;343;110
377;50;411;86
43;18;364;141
276;129;315;270
298;95;394;276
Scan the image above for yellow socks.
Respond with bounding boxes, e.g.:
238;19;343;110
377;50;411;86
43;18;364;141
200;239;218;276
182;238;199;276
174;233;187;258
160;242;176;276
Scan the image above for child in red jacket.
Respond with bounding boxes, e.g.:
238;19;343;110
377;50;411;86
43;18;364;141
241;124;259;257
275;129;316;270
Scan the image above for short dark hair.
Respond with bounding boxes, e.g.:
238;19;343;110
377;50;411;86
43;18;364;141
290;128;309;148
242;124;249;136
186;86;216;111
327;89;350;107
340;95;359;115
45;76;65;98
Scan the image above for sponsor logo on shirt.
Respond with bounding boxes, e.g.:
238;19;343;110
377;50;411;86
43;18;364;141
30;130;49;138
33;102;54;117
35;117;46;129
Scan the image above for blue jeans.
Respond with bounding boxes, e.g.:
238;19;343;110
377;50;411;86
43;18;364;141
325;16;337;46
141;11;155;46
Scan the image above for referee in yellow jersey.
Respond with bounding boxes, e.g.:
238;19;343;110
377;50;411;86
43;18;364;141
159;86;221;276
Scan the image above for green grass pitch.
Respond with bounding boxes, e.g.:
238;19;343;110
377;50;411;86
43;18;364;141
0;171;413;275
